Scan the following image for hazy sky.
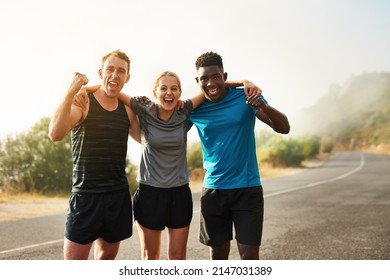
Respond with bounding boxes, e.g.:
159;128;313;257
1;0;390;142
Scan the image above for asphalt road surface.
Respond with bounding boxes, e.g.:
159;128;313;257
1;151;389;260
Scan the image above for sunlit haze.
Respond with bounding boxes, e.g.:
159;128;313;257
1;0;390;162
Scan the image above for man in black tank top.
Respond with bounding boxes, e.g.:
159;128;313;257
48;50;140;260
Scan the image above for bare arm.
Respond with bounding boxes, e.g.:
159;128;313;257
190;92;205;109
118;92;131;107
48;73;89;141
225;80;261;97
125;103;141;143
230;80;290;134
255;103;290;134
189;80;257;110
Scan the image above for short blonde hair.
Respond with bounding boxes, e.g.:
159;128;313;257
102;49;131;73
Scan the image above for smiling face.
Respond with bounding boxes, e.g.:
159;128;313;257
99;55;130;97
153;72;182;113
196;65;227;102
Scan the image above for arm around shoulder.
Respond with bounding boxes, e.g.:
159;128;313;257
118;92;131;106
190;92;205;109
125;102;141;144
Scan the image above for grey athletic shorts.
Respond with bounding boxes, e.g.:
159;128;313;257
65;188;133;244
199;186;264;246
133;183;193;230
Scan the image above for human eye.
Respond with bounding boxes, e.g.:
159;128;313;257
200;76;208;83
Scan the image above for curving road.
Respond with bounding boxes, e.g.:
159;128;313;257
1;151;389;260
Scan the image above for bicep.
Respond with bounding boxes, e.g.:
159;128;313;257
69;104;86;128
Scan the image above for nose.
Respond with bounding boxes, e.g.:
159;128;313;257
112;70;119;78
206;78;216;87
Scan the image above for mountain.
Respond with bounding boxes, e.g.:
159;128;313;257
291;72;390;151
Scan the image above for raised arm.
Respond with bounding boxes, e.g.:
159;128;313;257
48;73;88;141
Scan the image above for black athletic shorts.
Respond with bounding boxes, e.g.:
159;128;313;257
65;188;133;244
199;186;264;246
133;183;193;230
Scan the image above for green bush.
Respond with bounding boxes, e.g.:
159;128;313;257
298;135;321;158
0;118;72;194
257;136;305;167
187;141;203;171
0;117;139;195
321;137;334;153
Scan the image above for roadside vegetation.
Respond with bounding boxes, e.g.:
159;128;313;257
1;72;389;197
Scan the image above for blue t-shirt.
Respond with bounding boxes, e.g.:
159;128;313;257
189;88;262;189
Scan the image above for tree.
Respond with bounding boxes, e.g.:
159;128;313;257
0;117;72;193
0;117;139;195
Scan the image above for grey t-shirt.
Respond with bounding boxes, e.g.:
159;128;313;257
131;98;193;188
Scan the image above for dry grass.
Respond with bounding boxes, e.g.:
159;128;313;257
0;192;62;203
0;194;68;222
259;162;302;178
0;158;325;222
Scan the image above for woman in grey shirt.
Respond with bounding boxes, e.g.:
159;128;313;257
121;71;204;260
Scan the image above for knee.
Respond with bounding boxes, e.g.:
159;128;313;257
95;250;118;260
237;243;259;260
168;249;186;260
211;242;230;260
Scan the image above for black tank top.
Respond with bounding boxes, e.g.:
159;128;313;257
71;93;130;193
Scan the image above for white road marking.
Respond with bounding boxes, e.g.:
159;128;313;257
0;154;365;256
0;239;63;255
264;153;365;198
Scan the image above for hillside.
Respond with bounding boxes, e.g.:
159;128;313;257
291;72;390;152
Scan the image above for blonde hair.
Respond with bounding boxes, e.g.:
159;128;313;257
153;71;182;92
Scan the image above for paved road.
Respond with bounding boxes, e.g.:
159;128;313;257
1;151;389;260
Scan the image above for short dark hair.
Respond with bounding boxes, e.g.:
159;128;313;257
195;51;223;70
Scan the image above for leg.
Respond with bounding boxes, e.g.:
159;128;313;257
64;237;93;260
94;238;120;260
232;187;263;260
167;226;190;260
210;241;230;260
136;222;162;260
237;242;259;260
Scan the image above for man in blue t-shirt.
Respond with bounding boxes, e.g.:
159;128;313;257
189;51;290;260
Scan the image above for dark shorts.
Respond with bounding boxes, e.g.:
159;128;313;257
133;183;193;230
65;188;133;245
199;186;264;247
